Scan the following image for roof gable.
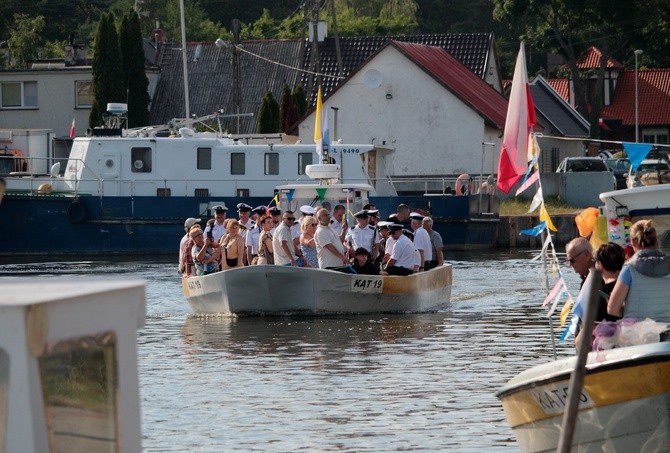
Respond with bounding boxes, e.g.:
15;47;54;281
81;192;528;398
576;46;623;69
529;75;589;137
387;41;506;128
601;68;670;125
301;33;494;103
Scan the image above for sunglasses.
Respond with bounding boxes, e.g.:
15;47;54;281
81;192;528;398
567;250;585;265
286;217;295;221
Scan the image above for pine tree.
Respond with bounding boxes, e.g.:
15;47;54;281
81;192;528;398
292;85;307;118
257;90;280;133
120;10;150;127
89;13;126;128
279;83;298;134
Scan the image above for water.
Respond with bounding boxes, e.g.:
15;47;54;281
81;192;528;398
0;250;582;452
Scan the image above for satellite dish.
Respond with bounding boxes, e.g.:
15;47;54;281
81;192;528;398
363;69;383;89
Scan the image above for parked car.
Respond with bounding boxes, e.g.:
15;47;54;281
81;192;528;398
603;158;631;190
556;157;610;173
626;158;670;188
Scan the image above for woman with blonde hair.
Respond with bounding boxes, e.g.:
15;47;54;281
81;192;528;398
256;215;274;265
219;219;246;270
608;219;670;321
299;215;319;268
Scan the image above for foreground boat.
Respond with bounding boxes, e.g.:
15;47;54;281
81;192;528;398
496;341;670;452
182;264;452;315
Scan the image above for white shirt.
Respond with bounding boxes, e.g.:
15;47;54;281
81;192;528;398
345;224;379;253
315;224;346;268
205;221;226;242
390;234;415;270
412;226;432;262
245;224;260;254
178;233;189;271
272;222;296;265
330;217;345;235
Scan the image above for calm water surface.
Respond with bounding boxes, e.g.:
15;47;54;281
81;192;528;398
0;250;581;452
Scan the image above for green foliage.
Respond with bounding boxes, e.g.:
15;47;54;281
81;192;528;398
257;90;280;133
89;12;126;128
162;0;230;42
280;82;299;134
40;40;67;60
241;9;277;39
120;10;150;127
292;85;307;118
7;14;45;68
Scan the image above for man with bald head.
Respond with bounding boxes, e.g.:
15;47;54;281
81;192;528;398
566;237;594;286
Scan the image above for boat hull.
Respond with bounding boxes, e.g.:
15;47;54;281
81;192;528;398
497;342;670;452
182;264;452;315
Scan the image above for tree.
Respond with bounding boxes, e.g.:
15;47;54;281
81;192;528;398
119;10;150;127
279;82;299;134
7;14;45;68
257;90;280;133
292;85;307;118
89;12;126;128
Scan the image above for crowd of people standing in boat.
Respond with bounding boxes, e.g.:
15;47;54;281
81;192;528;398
178;202;444;277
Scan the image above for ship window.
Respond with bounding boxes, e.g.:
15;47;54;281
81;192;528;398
39;332;118;453
298;153;313;175
231;153;245;175
0;348;7;447
265;152;279;175
75;80;93;108
131;147;152;173
1;81;37;108
197;147;211;169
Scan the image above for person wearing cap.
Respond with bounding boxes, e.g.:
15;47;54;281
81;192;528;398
422;216;443;270
375;221;392;268
366;209;380;227
292;205;316;246
206;204;228;242
410;213;432;272
273;211;310;267
381;224;415;276
314;208;349;269
190;226;221;275
179;218;201;275
236;203;255;265
268;206;282;233
245;206;266;265
345;210;380;261
330;204;348;241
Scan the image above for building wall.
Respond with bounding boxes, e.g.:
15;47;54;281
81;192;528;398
0;68;160;137
299;46;503;185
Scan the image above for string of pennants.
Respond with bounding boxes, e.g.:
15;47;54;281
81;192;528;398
518;136;657;341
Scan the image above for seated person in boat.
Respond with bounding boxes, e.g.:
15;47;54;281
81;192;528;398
345;210;380;262
566;237;594;288
190;227;221;275
403;229;421;273
314;208;349;269
273;211;310;267
219;219;246;270
300;215;319;268
594;242;625;323
352;247;380;275
256;214;274;264
179;218;201;276
608;220;670;322
381;224;415;276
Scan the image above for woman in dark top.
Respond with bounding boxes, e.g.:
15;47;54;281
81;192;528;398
594;242;625;322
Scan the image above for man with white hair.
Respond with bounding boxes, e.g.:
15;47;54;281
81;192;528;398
410;212;432;271
422;216;443;270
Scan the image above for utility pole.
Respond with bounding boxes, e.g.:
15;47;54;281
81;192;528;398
329;0;343;79
232;19;242;134
308;0;321;99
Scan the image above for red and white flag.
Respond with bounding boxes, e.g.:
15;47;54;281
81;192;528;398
497;43;536;194
69;118;76;139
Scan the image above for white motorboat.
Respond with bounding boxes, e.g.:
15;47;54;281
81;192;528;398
0;278;145;452
496;341;670;452
182;263;452;315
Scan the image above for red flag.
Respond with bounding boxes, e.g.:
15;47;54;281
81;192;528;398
497;43;535;194
69;118;76;139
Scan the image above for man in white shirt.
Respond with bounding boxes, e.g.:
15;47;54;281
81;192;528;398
345;210;380;261
205;204;228;242
245;205;266;265
273;211;307;267
382;224;415;275
314;208;348;269
330;204;348;241
410;213;432;271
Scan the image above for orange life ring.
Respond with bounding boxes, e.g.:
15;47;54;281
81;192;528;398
455;173;471;196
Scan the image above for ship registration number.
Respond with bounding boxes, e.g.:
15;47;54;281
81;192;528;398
531;383;595;414
351;277;383;293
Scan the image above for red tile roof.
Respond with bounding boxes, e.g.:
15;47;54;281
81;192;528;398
601;69;670;125
576;46;623;69
546;78;569;102
391;41;507;129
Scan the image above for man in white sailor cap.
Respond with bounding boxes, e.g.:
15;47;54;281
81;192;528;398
179;217;201;274
409;212;432;272
345;210;380;261
245;206;266;265
381;224;415;275
205;204;228;242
